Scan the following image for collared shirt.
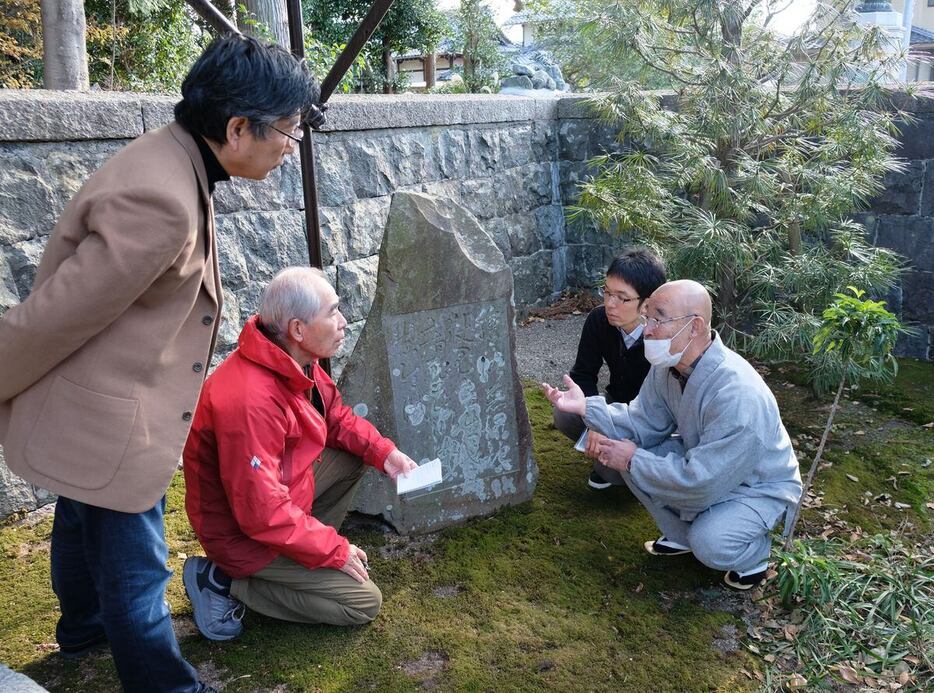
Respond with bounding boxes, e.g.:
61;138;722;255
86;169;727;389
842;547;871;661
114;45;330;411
619;323;644;350
191;132;231;194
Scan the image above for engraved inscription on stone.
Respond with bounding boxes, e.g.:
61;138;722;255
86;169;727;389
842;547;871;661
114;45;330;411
385;299;517;502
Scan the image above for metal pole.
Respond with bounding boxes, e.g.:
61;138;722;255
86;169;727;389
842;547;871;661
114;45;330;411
285;0;324;275
284;0;397;264
186;0;240;36
319;0;396;102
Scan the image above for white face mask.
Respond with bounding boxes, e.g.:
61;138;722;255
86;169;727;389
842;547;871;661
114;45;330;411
643;319;695;368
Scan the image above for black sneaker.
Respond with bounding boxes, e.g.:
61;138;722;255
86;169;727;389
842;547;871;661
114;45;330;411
59;632;108;660
723;569;767;590
587;471;612;490
643;537;691;556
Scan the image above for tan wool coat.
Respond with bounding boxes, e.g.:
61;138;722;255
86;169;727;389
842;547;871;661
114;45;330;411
0;123;223;512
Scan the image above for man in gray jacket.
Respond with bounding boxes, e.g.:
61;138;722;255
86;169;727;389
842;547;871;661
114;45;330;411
544;280;801;589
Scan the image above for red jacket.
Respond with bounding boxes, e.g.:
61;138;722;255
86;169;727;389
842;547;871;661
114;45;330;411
183;315;395;579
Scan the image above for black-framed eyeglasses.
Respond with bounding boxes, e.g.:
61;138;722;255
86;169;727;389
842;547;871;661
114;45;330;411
268;123;304;144
598;287;640;305
639;313;698;329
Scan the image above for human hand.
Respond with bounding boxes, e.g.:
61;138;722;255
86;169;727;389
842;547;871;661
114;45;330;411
596;438;637;472
339;543;369;583
542;375;586;417
584;430;606;459
383;449;418;480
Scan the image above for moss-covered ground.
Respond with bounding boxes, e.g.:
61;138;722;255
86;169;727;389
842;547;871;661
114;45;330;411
1;360;931;692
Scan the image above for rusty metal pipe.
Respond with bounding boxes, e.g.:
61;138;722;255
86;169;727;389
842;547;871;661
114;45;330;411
320;0;396;101
186;0;240;36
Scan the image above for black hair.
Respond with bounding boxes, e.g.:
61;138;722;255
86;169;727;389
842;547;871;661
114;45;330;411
606;248;667;300
174;35;320;143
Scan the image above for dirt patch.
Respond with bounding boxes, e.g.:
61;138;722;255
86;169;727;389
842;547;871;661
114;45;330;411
172;616;199;640
523;290;600;323
399;651;449;679
431;585;463;599
194;661;228;690
377;533;439;563
711;624;742;656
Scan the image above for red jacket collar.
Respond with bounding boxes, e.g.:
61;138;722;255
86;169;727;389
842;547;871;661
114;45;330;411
237;315;316;393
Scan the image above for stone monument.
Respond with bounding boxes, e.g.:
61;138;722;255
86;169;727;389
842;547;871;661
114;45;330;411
338;191;538;534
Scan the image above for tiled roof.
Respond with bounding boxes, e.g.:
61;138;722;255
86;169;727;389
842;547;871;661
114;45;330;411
911;25;934;45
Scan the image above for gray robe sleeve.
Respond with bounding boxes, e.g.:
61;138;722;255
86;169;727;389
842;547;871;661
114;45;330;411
582;370;676;448
628;384;769;514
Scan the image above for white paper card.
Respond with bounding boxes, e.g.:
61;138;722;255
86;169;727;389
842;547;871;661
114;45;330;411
574;430;588;453
396;458;443;495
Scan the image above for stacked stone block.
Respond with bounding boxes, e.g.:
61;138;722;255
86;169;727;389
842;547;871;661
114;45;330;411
1;88;931;518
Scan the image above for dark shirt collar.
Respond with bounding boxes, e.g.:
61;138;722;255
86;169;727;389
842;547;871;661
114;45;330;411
190;132;230;194
668;339;712;391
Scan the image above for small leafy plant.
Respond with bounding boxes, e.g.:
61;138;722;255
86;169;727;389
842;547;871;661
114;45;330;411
784;287;901;548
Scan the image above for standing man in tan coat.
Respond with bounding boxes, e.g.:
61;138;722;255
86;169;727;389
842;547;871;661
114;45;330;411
0;36;320;692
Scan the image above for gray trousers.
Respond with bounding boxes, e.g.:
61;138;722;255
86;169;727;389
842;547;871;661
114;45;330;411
230;448;382;626
553;405;624;485
622;438;785;574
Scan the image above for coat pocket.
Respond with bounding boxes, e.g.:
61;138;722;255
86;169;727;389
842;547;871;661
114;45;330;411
24;376;140;490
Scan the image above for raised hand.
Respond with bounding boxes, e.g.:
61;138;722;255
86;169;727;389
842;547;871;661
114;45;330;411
541;374;586;417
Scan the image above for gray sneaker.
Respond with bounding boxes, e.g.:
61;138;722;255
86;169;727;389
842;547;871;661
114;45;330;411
183;556;245;641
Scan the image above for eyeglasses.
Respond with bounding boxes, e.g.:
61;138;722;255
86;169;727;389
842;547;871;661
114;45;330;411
639;313;698;329
268;122;304;144
599;288;640;305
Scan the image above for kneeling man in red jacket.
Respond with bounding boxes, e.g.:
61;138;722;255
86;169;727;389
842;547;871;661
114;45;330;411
182;266;418;641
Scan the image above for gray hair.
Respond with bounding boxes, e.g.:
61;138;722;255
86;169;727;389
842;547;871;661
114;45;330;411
259;266;329;343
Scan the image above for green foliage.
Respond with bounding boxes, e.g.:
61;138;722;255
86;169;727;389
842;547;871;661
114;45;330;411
84;0;211;93
570;0;911;374
0;0;210;92
524;0;672;90
236;2;366;93
774;534;933;685
811;286;902;394
451;0;504;93
0;0;42;88
302;0;447;92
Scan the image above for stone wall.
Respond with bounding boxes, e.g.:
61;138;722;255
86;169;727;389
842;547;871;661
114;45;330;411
0;88;931;518
0;89;615;518
861;93;934;360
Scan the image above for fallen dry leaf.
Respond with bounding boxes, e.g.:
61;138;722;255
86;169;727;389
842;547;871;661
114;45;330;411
786;673;808;689
634;582;644;593
854;430;866;436
899;670;911;685
894;502;911;510
837;665;861;684
846;474;860;482
923;422;934;429
926;503;934;511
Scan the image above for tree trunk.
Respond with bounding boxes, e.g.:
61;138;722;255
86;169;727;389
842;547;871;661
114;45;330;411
239;0;290;47
383;35;394;94
788;220;802;255
424;52;436;89
41;0;89;90
783;375;846;550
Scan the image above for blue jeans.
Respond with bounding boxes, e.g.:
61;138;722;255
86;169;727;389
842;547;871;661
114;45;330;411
51;496;203;692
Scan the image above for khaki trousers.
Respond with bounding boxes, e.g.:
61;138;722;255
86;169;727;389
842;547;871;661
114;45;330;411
230;448;383;626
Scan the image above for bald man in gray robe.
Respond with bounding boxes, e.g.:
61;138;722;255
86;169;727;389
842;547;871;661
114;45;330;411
545;280;801;589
